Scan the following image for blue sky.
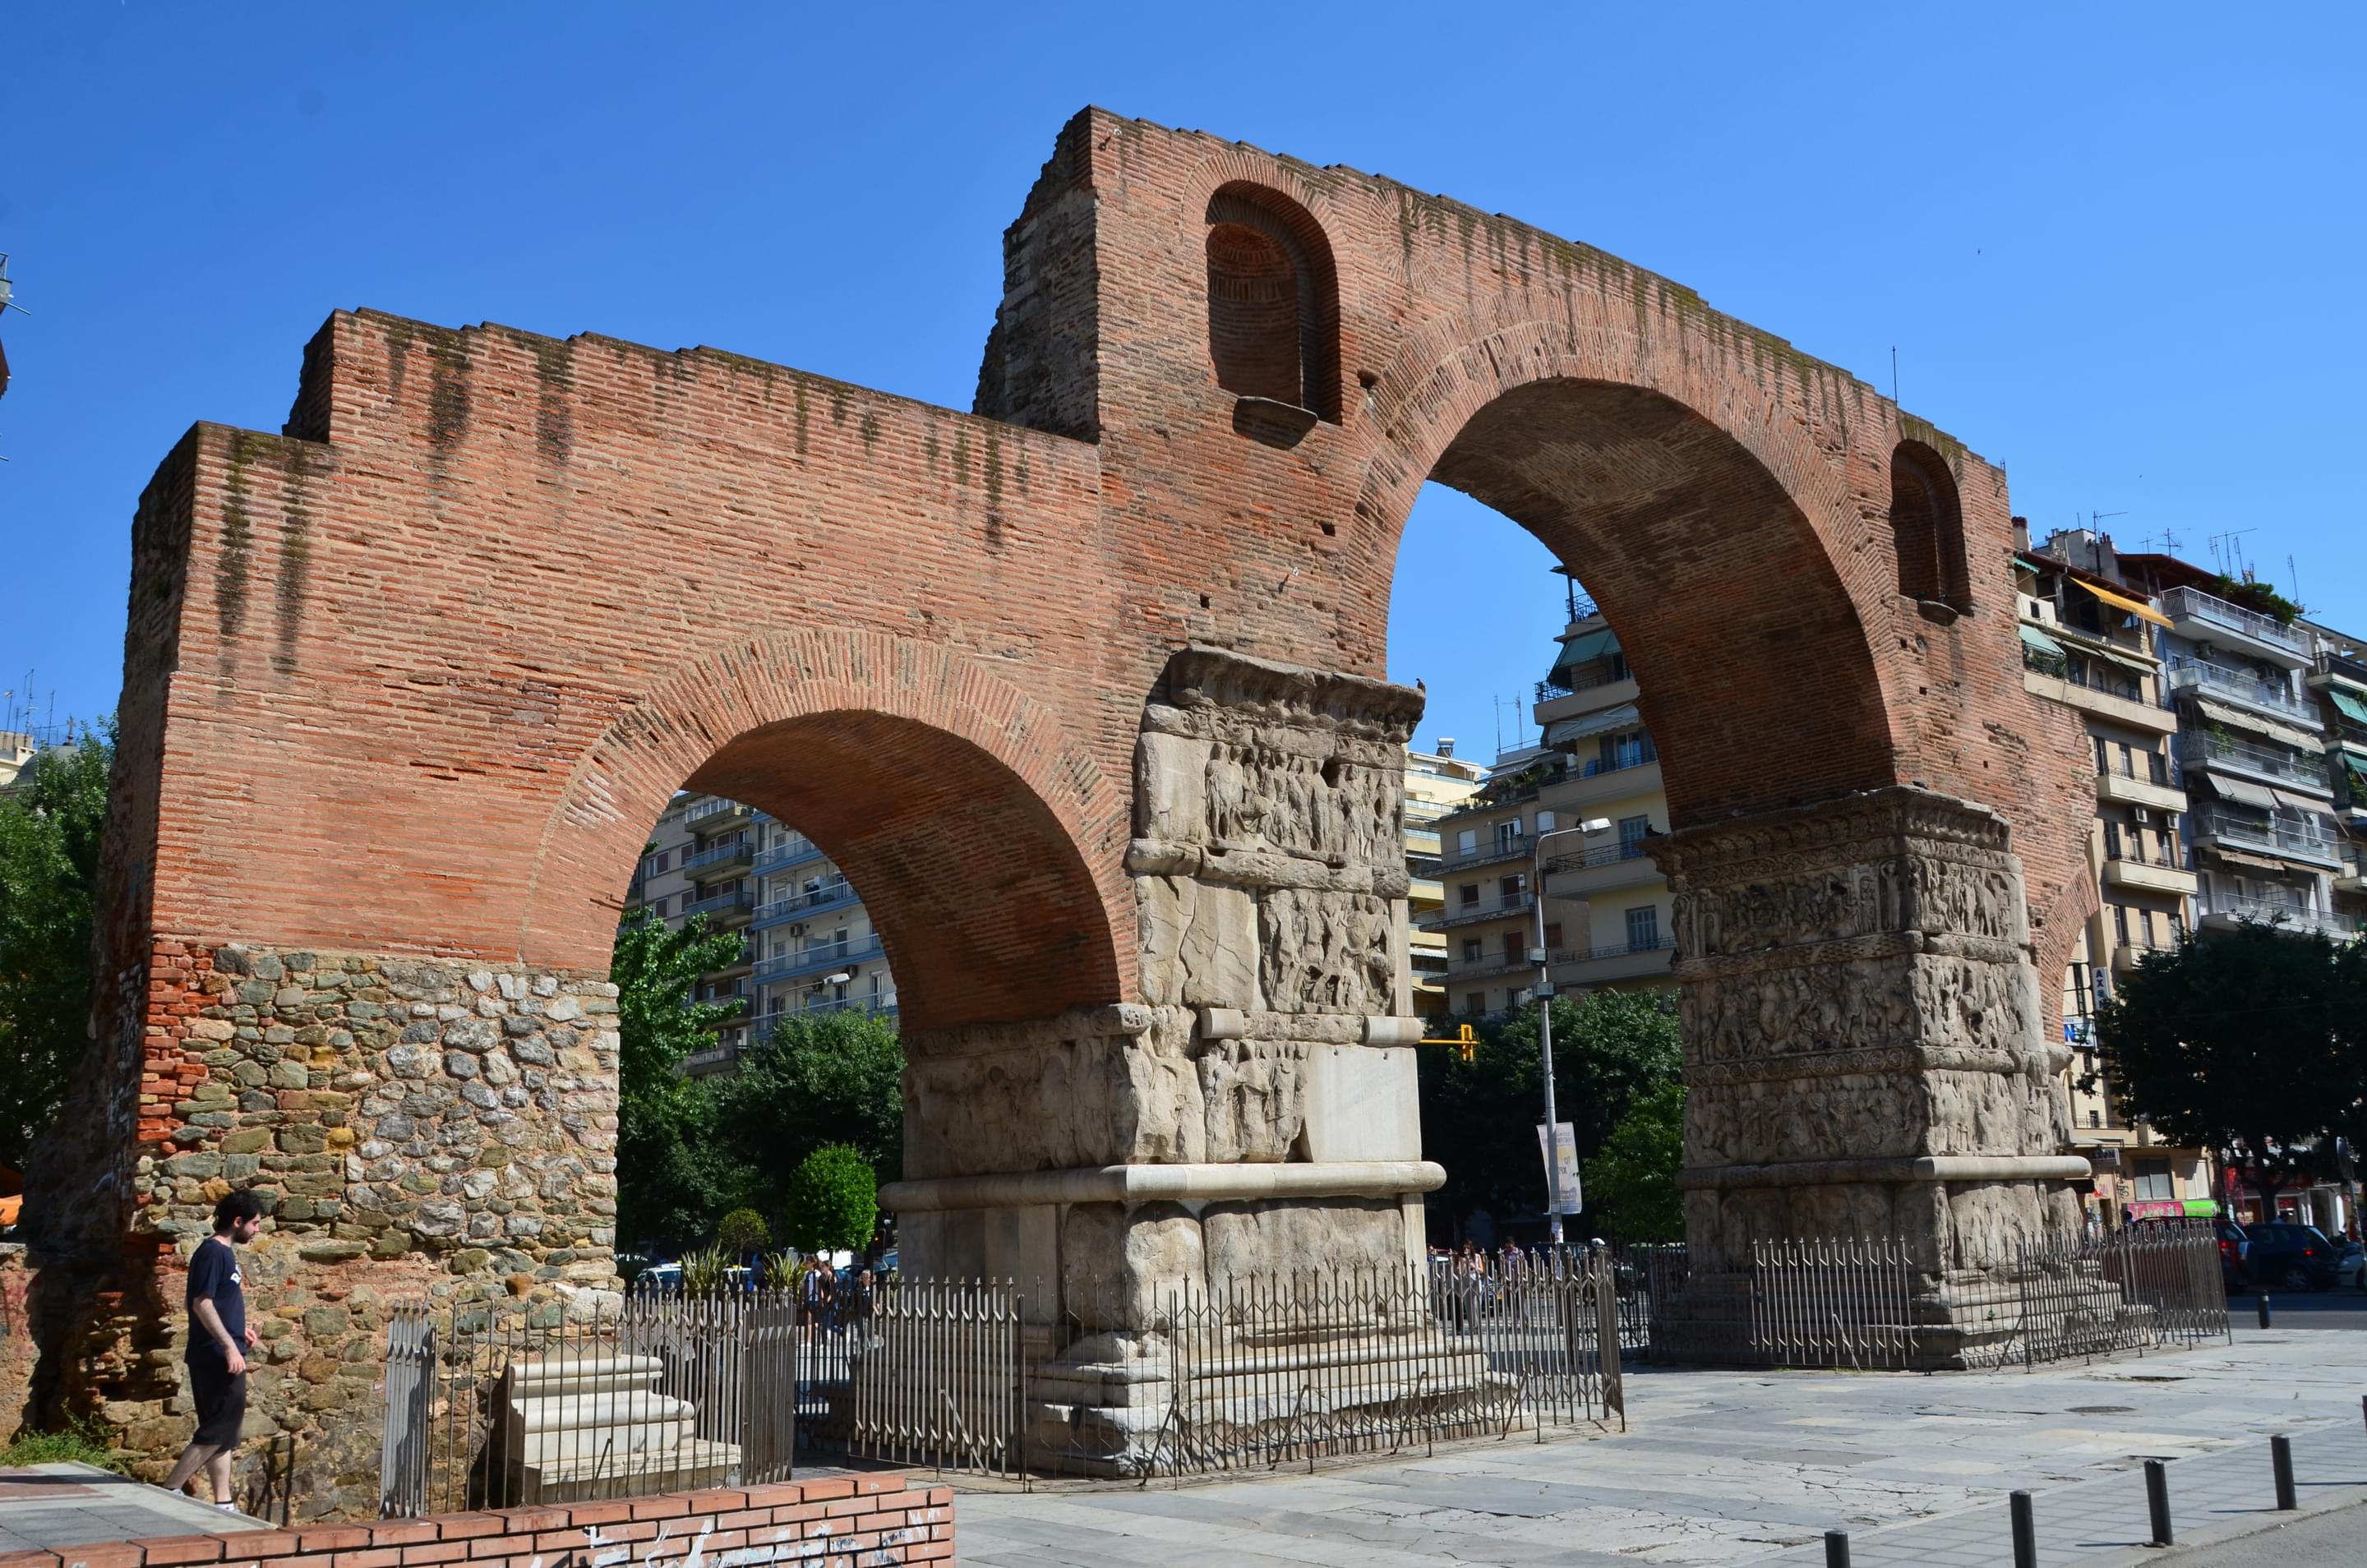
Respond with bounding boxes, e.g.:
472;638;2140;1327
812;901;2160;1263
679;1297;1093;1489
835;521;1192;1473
2;4;2360;761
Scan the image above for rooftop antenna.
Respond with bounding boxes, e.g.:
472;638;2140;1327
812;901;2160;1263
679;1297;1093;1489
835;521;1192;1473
2288;555;2300;604
2208;528;2258;579
1890;346;1899;404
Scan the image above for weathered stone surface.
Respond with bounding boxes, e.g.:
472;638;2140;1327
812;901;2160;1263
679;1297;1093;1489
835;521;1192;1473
1061;1201;1204;1331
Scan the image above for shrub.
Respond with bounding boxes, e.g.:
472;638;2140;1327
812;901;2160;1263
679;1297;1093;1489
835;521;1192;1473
677;1244;731;1295
783;1144;878;1255
2;1417;126;1473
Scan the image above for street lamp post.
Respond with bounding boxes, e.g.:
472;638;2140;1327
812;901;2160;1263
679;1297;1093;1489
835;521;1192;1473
1530;818;1611;1247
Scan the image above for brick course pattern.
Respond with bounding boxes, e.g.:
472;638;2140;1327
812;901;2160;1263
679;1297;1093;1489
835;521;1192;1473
30;108;2093;1493
0;1476;952;1568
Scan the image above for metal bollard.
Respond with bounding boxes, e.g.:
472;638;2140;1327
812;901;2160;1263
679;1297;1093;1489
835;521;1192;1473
2272;1434;2296;1510
2145;1458;2173;1546
2258;1292;2272;1329
1824;1529;1850;1568
2010;1489;2036;1568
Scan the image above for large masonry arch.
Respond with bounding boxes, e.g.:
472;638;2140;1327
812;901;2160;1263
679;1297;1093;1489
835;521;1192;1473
39;108;2097;1493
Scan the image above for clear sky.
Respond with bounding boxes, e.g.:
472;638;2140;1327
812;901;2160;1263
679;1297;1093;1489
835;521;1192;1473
2;4;2360;760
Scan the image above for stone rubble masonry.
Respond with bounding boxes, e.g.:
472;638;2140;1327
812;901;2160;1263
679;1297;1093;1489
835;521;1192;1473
0;1476;953;1568
33;942;620;1520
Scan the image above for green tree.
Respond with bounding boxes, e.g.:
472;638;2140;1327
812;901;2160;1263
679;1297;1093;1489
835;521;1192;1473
2096;921;2360;1214
715;1207;770;1257
1416;989;1682;1232
1582;1081;1686;1242
782;1143;878;1255
612;908;753;1247
713;1006;903;1203
0;726;113;1167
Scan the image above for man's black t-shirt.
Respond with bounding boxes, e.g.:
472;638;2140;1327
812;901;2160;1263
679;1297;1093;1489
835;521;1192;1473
185;1235;246;1367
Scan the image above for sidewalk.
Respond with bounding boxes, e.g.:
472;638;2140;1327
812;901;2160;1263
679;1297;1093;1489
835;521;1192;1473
954;1326;2367;1567
0;1465;270;1554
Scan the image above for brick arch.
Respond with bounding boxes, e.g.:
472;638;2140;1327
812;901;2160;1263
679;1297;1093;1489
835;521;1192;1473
1350;315;1902;825
518;630;1133;1030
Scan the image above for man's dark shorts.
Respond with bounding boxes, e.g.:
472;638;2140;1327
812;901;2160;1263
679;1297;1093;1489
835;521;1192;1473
189;1358;247;1448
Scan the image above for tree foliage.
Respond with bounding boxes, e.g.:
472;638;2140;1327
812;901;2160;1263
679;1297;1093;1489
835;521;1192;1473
1416;989;1682;1232
0;726;113;1168
783;1142;878;1255
713;1008;903;1197
2096;922;2365;1210
1582;1081;1686;1243
716;1207;770;1257
612;908;751;1247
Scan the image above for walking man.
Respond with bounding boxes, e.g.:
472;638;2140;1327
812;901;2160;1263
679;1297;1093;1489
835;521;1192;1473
163;1191;265;1510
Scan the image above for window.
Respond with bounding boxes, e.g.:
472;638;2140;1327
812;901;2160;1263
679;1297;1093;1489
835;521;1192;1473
2131;1157;2174;1202
1460;883;1480;909
1501;932;1524;965
1889;441;1970;611
2167;911;2184;942
2093;736;2110;777
1625;906;1660;952
2148;749;2170;785
1496;819;1525;854
1461;938;1483;964
2104;822;2124;861
655;851;671;874
1536;810;1557;832
1204;183;1340;420
2113;905;2130;945
1499;874;1525;904
2088;1109;2102;1129
1542;922;1562;949
2118;742;2136;778
1457;828;1478;856
1465;993;1487;1018
1618;815;1650;855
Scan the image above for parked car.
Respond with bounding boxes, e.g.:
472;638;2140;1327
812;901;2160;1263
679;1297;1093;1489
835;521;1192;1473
2336;1240;2366;1291
2238;1222;2340;1291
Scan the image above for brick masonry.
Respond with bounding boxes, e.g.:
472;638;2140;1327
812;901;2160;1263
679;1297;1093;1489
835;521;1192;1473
0;1475;952;1568
29;108;2094;1497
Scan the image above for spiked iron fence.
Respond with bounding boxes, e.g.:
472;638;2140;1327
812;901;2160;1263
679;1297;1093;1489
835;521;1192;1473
379;1291;797;1517
1638;1224;2228;1371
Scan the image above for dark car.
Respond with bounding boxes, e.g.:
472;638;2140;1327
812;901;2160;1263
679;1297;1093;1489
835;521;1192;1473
2239;1221;2340;1291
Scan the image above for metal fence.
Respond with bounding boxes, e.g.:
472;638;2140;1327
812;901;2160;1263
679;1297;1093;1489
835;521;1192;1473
380;1291;797;1518
791;1276;1027;1478
1635;1224;2229;1372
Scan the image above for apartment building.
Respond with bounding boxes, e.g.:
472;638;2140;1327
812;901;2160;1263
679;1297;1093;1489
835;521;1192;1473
1422;575;1675;1018
1405;745;1489;1012
2300;625;2367;937
623;794;897;1077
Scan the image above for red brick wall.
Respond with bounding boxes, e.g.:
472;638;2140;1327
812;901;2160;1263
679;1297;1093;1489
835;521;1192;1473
0;1476;950;1568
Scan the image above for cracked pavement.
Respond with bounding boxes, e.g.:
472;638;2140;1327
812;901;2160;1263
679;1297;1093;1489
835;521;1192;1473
953;1326;2367;1567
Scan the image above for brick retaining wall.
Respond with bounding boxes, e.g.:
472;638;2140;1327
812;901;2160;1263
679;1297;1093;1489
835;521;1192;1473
0;1475;950;1568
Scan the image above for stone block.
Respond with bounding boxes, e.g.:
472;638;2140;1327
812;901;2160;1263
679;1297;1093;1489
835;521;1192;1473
1299;1045;1419;1162
1201;1197;1403;1289
1060;1201;1202;1330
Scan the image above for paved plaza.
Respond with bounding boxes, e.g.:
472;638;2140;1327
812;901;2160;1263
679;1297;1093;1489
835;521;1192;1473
956;1326;2367;1567
0;1464;270;1553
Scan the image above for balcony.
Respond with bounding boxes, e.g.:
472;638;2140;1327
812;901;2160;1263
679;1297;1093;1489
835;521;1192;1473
1423;891;1536;931
682;796;754;828
2022;656;2176;734
2175;731;2332;795
751;933;886;985
1447;952;1539;983
1559;754;1663;808
1439;836;1534;873
2160;586;2312;669
1534;674;1642;726
2100;855;2197;897
2095;768;2187;813
751;879;861;929
681;836;754;877
681;888;754;926
2195;894;2358;942
1549;934;1677;985
2189;805;2344;869
2165;659;2319;726
751;834;828;879
1543;837;1663;897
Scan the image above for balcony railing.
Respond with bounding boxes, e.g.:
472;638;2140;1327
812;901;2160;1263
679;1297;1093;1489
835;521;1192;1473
1550;934;1678;966
683;797;751;825
2189;805;2342;865
1580;749;1656;780
750;933;886;985
2166;659;2316;722
2160;585;2310;657
1534;664;1629;703
1427;891;1536;929
750;880;861;927
2023;645;2150;705
1441;836;1532;870
750;835;828;878
2175;731;2328;789
681;888;754;920
1545;839;1655;874
2196;894;2358;939
681;837;753;874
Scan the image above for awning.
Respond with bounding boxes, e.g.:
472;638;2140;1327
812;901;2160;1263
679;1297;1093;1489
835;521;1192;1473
2193;698;2322;753
1541;702;1640;747
2268;786;2333;814
2079;639;2157;676
2071;577;2174;629
2199;772;2279;810
2019;623;2067;657
2331;688;2367;728
1547;627;1619;682
2203;846;2286;873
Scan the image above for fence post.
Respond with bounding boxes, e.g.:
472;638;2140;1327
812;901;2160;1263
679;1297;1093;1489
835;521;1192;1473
1594;1252;1625;1429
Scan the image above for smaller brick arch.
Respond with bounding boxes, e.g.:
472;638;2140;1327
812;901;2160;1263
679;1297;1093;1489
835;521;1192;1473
1204;182;1341;421
1890;440;1972;613
518;630;1133;1031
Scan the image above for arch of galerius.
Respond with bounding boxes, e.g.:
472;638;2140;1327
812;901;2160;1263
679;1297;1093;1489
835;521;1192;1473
30;108;2096;1499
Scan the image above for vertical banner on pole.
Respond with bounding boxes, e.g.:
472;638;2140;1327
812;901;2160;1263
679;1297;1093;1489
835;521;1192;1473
1537;1122;1583;1215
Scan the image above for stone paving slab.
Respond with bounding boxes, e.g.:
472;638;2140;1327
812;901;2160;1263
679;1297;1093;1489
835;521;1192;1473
0;1464;270;1552
956;1326;2367;1566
